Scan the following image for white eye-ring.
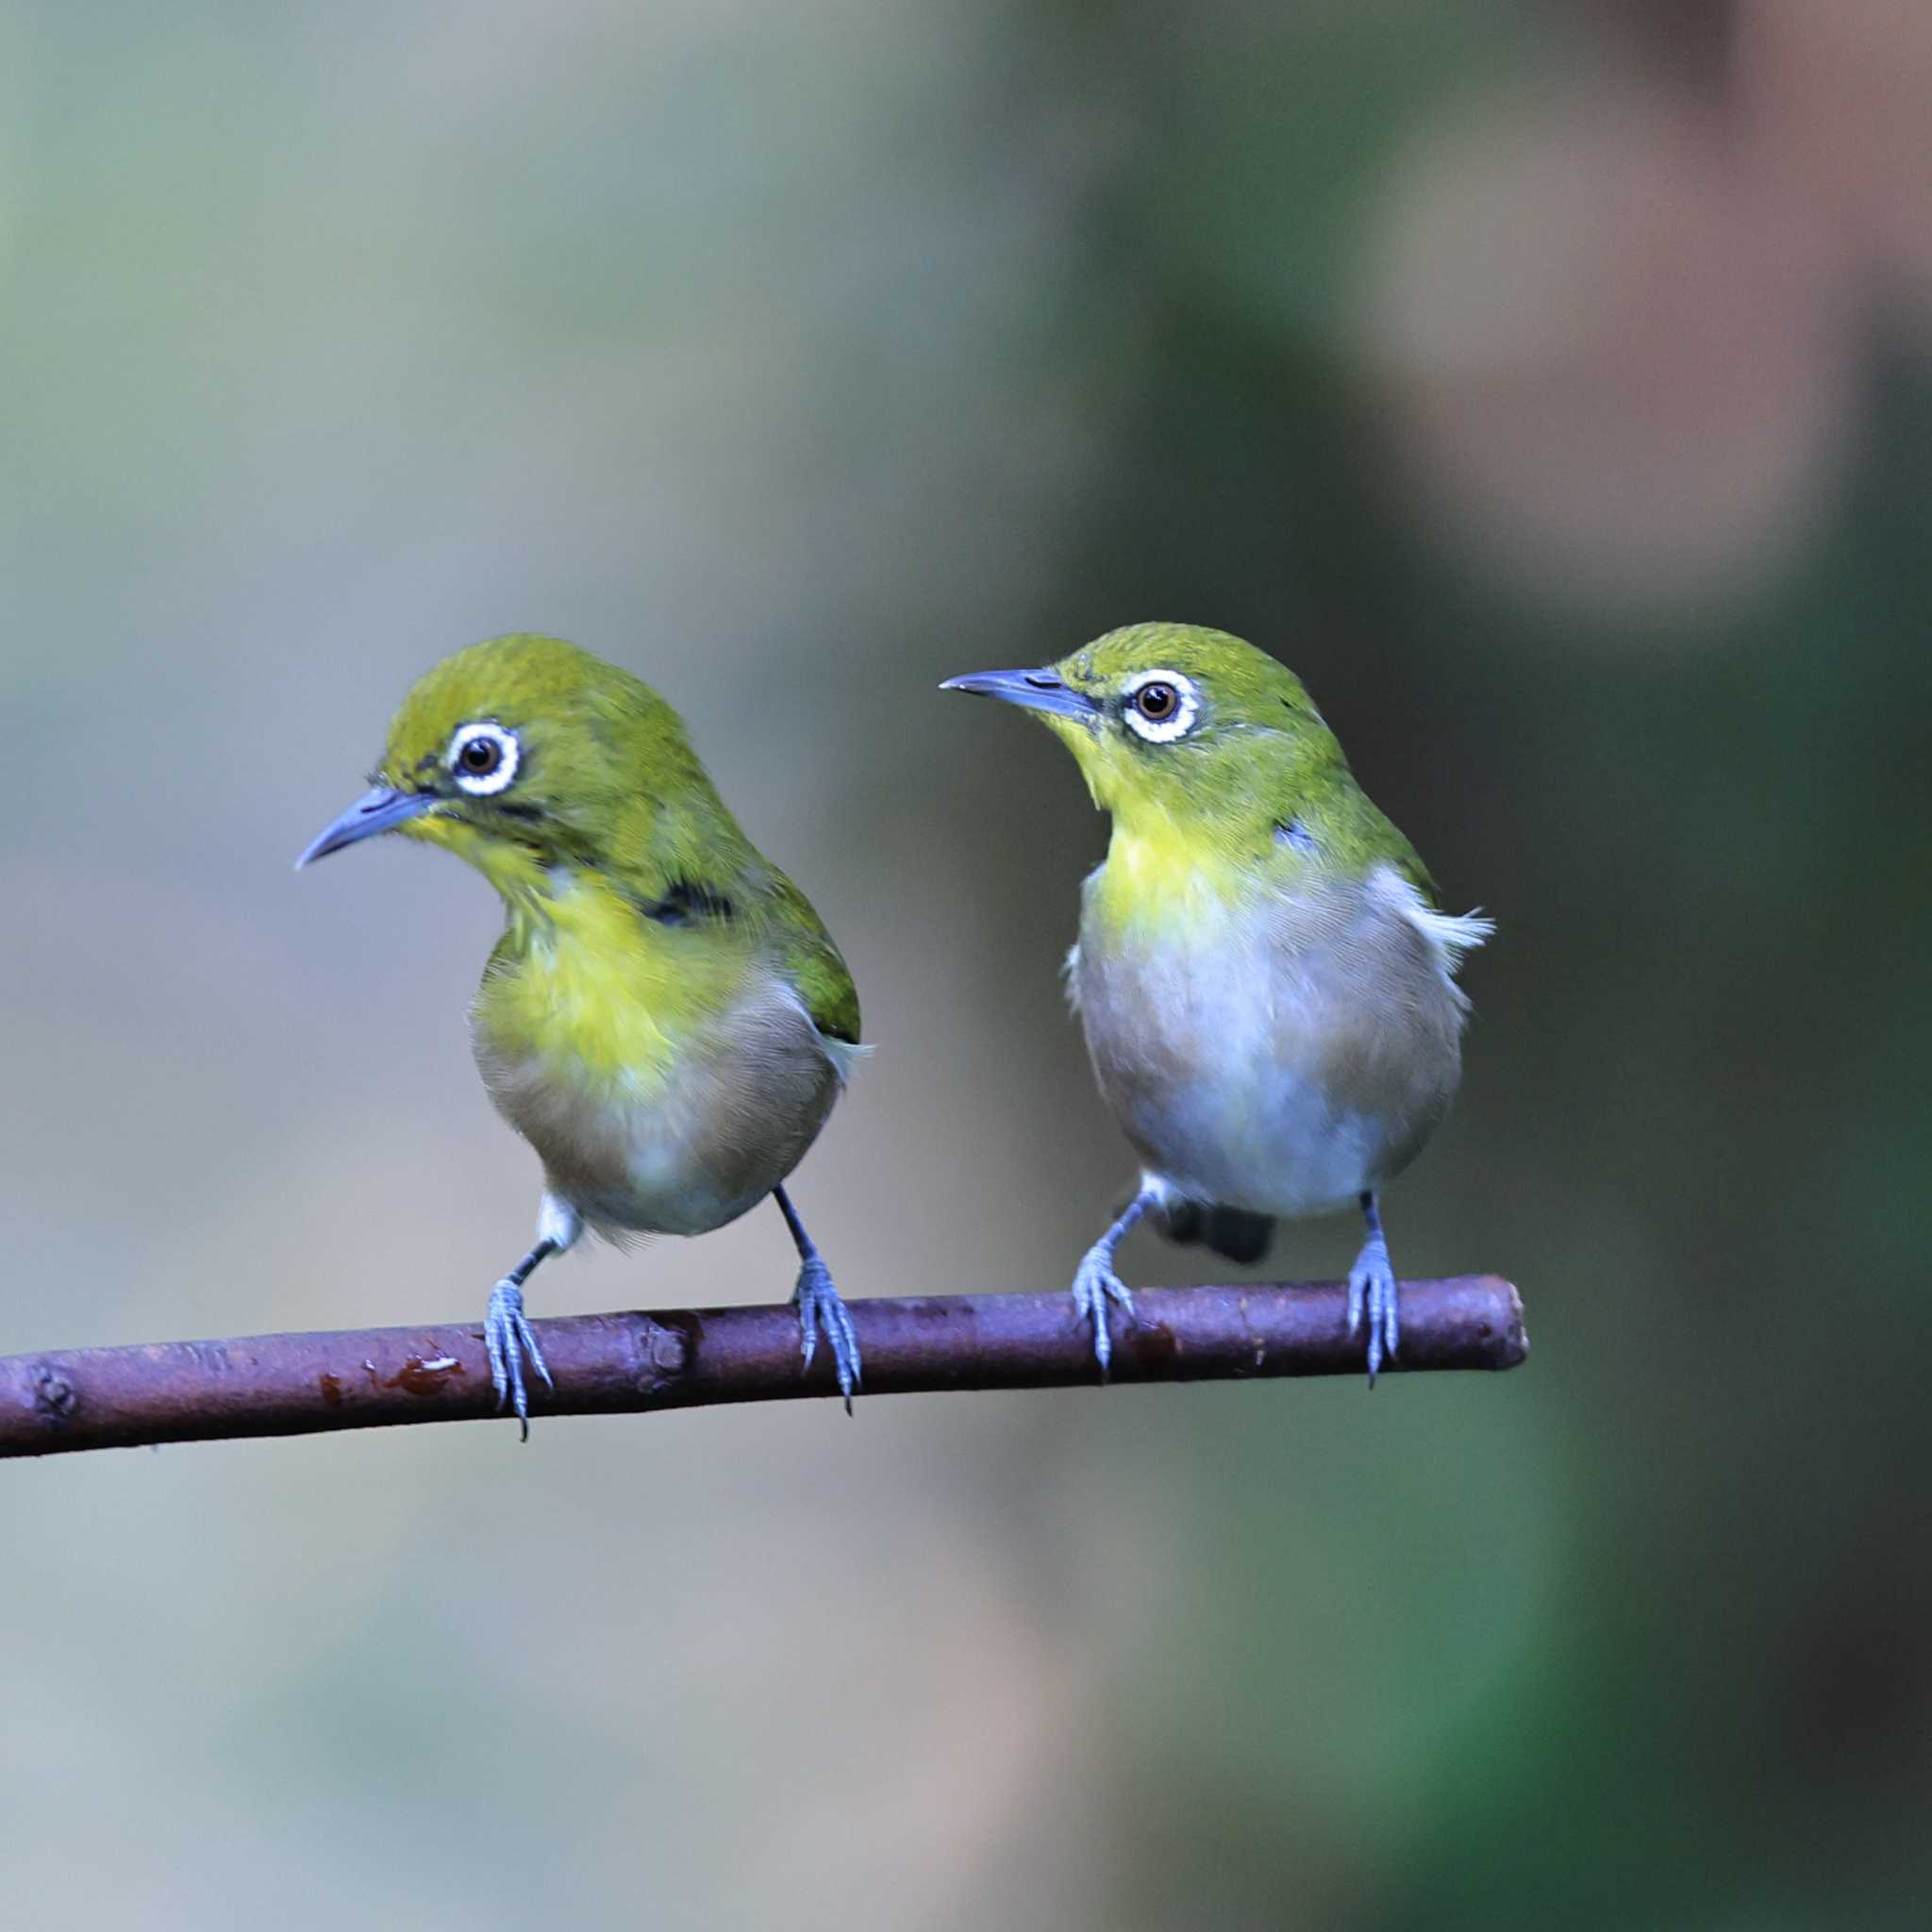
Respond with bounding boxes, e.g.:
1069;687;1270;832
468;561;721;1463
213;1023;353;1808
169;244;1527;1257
1122;669;1200;743
448;721;521;795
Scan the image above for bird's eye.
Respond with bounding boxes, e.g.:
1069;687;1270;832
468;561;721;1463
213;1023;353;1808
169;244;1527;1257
448;722;521;796
1121;671;1199;743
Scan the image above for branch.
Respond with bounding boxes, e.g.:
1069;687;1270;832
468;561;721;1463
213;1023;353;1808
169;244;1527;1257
0;1275;1525;1459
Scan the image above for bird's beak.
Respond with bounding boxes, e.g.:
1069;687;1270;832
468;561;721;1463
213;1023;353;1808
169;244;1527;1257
939;668;1098;722
294;784;436;869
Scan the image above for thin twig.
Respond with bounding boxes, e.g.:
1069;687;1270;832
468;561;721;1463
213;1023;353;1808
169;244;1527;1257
0;1275;1525;1459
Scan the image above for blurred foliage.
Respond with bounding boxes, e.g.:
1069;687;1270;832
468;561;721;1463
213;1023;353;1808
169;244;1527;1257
1;3;1926;1927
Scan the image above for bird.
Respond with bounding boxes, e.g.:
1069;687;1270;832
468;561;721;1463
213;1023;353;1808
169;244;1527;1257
297;633;865;1431
942;623;1491;1383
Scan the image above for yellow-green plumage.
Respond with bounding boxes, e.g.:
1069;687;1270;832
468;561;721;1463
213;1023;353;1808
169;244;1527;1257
299;633;864;1422
943;622;1491;1380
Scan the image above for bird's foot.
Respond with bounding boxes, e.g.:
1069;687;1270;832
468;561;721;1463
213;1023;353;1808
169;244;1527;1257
485;1278;554;1440
793;1254;862;1413
1070;1242;1137;1377
1346;1233;1400;1386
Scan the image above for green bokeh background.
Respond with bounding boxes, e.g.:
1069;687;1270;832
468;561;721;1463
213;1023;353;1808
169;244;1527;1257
3;5;1925;1926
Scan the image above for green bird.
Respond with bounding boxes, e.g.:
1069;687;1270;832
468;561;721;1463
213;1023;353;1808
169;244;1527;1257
943;623;1491;1382
297;634;865;1429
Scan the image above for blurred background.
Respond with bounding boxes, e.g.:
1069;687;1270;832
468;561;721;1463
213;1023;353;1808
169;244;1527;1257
2;3;1926;1925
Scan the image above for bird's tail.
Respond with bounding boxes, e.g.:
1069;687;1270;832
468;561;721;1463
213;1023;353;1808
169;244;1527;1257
1154;1197;1276;1267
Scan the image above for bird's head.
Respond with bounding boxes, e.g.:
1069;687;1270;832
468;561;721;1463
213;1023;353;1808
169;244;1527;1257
942;623;1341;828
296;634;711;889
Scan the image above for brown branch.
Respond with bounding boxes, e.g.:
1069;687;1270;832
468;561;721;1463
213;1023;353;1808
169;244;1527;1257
0;1275;1525;1459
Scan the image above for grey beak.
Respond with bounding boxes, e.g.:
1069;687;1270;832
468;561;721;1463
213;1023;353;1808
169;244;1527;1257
295;784;435;869
939;668;1098;722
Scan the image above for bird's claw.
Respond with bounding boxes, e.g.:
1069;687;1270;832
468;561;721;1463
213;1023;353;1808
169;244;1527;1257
485;1279;553;1440
1070;1246;1137;1377
793;1255;861;1413
1346;1235;1400;1386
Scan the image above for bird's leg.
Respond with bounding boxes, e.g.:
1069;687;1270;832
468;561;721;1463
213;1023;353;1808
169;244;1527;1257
485;1247;554;1439
1070;1182;1156;1377
485;1193;578;1439
774;1184;861;1413
1346;1190;1399;1386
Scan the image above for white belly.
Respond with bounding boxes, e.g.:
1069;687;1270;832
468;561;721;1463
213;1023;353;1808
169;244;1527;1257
1074;865;1481;1220
568;1074;818;1237
1144;1051;1397;1215
478;985;846;1242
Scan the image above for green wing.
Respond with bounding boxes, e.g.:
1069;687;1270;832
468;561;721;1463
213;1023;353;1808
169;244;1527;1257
792;937;861;1045
766;871;861;1044
1291;772;1442;905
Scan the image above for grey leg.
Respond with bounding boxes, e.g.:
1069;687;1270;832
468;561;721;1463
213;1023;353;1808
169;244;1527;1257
1345;1190;1399;1386
483;1191;579;1439
1069;1183;1156;1376
485;1239;558;1440
775;1184;861;1412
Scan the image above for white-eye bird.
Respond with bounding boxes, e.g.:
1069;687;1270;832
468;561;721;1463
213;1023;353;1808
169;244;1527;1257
298;634;865;1430
943;623;1491;1382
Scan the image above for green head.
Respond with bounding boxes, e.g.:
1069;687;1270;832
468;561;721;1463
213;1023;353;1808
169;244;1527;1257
297;634;730;891
942;623;1345;832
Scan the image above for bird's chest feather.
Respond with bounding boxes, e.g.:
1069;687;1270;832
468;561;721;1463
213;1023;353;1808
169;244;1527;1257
1074;851;1468;1215
469;876;839;1237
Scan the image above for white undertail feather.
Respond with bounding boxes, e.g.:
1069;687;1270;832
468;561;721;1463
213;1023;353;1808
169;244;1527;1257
773;985;869;1086
1409;902;1496;959
1368;865;1494;1012
818;1032;871;1085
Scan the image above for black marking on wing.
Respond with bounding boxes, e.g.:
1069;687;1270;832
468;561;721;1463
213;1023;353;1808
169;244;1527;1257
635;880;736;926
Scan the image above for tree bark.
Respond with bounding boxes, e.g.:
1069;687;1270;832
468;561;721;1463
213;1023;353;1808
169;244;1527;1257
0;1274;1525;1459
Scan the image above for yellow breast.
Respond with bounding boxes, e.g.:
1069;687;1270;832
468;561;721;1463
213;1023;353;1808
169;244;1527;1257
1088;820;1247;941
465;867;841;1239
472;869;742;1099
